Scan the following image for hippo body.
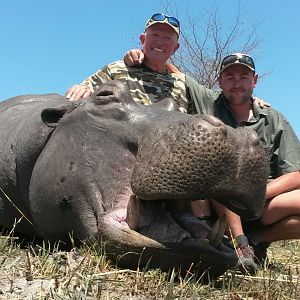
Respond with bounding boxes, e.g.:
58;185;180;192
0;81;269;277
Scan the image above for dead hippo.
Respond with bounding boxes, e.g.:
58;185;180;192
0;80;269;277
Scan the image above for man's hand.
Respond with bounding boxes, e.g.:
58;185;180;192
124;49;144;67
253;96;270;108
65;85;92;101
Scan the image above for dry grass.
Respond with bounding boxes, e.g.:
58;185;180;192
1;233;300;299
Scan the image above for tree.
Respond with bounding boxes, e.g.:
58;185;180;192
162;1;262;89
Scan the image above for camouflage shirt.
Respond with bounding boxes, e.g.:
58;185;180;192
80;60;191;113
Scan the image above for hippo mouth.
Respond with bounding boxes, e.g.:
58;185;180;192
97;193;237;275
101;193;228;250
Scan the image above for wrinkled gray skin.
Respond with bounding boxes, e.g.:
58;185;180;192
0;80;269;277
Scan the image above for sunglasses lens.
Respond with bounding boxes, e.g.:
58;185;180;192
167;16;180;28
221;54;255;70
243;56;255;68
150;14;180;28
222;55;236;66
151;13;165;21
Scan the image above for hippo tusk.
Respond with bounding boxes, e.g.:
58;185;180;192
207;216;227;247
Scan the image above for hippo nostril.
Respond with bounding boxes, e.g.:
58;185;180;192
97;90;113;96
69;161;76;171
219;125;228;137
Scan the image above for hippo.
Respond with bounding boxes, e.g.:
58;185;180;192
0;80;269;278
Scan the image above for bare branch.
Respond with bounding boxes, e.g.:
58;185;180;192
161;1;263;89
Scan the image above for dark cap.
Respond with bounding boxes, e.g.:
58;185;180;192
220;53;255;74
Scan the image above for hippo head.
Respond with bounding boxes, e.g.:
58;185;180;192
28;80;268;276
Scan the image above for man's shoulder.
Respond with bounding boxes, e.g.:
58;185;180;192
104;60;127;71
105;60;160;75
260;105;287;121
257;106;296;134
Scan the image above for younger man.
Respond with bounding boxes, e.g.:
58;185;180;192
188;53;300;270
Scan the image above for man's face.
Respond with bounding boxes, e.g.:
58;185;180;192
218;65;258;105
140;23;179;64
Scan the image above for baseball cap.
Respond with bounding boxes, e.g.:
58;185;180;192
219;53;256;74
145;13;180;37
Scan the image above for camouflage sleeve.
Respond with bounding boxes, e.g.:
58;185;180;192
79;64;114;92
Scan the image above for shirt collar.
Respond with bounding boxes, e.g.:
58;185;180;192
220;93;269;124
250;100;269;122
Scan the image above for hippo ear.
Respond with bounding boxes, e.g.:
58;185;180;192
92;80;137;106
41;105;73;127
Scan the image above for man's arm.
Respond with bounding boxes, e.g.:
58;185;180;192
185;75;220;114
124;49;270;110
266;171;300;200
266;111;300;199
275;114;300;173
65;64;113;101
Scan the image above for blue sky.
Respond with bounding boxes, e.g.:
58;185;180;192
1;0;299;137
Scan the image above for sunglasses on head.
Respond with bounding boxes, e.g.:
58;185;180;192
220;53;255;72
149;13;180;28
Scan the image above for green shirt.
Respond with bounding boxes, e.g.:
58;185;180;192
80;60;191;113
186;75;219;114
186;75;300;178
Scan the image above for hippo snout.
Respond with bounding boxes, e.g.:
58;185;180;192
132;115;268;219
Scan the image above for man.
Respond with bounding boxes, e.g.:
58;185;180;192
125;50;300;271
66;13;192;112
186;53;300;271
65;13;216;240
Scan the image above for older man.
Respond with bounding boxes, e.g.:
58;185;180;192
65;13;195;113
65;13;218;241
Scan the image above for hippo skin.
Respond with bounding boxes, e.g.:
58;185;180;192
0;80;269;278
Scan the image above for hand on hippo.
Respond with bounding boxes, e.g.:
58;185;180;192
65;84;92;101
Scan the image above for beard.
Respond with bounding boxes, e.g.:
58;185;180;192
226;89;253;105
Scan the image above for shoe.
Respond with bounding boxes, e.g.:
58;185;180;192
251;241;270;266
236;244;258;274
235;235;258;274
246;232;270;265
